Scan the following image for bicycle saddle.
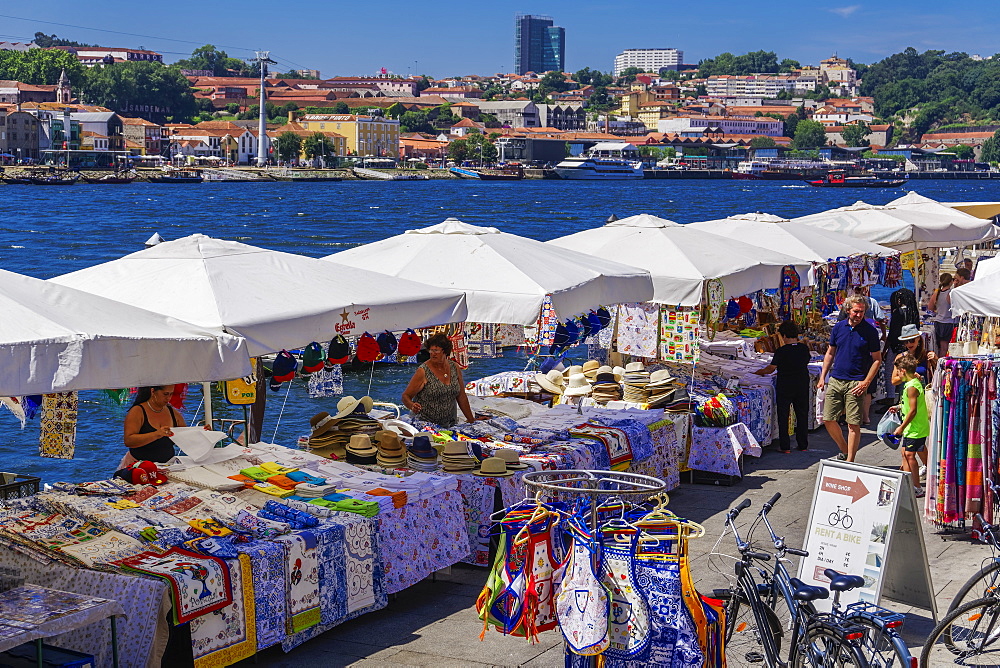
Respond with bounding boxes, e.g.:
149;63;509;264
823;569;866;592
789;577;829;601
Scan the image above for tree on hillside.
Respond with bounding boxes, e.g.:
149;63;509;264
82;62;197;122
572;67;613;87
950;144;975;160
842;121;872;147
385;102;405;119
399;110;433;134
749;136;777;148
32;32;98;48
980;130;1000;164
333;101;350;114
540;71;572;92
616;67;644;84
792;119;827;149
698;50;780;77
175;45;250;76
0;48;84;86
275;132;302;162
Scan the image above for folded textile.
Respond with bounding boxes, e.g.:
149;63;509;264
266;474;298;489
253;483;295;498
259;462;299;475
282;499;334;517
234;509;291;539
239;466;273;481
331;499;380;517
285;471;326;485
365;488;407;508
261;500;319;528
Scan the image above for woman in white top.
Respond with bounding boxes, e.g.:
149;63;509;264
928;272;956;358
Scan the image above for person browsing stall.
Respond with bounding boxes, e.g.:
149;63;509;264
929;272;957;358
401;332;477;427
123;385;187;464
817;295;882;462
754;320;811;452
890;353;929;498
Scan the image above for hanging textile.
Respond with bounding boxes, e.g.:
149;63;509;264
307;365;343;398
496;323;526;348
616;303;659;358
39;391;78;459
528;295;558;347
659;305;700;364
467;323;500;359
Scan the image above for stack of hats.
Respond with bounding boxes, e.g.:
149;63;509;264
563;373;592;398
533;369;566;396
345;434;378;465
646;369;678;407
591;368;623;404
582;360;601;383
307;412;340;452
472;457;514;478
493;448;530;471
375;430;406;468
622;362;651;403
407;435;439;472
441;441;477;473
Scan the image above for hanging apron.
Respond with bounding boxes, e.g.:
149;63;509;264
555;523;610;656
522;516;560;639
632;552;706;667
601;533;652;663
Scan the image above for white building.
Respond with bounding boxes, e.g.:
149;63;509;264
613;48;683;76
706;74;817;97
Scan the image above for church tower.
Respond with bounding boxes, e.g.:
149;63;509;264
56;69;71;104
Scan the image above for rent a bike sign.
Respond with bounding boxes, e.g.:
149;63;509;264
798;458;936;618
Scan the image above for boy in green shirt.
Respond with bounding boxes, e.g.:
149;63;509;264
890;353;929;498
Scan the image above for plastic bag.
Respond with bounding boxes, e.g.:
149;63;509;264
876;410;902;449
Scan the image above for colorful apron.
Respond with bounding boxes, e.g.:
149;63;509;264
555;523;610;655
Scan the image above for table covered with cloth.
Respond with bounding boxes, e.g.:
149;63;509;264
688;422;761;477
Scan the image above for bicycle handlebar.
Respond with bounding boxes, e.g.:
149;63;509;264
762;492;781;512
729;498;751;520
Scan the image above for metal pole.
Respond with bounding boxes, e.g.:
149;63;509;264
254;51;276;167
202;382;214;430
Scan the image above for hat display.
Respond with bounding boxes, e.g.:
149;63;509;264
310;412;337;437
578;315;592;340
622;361;650;403
357;332;381;363
301;342;325;373
270;350;298;391
563;365;584;378
624;362;645;373
587;311;602;335
647;369;677;388
898;323;921;342
563;373;593;397
582;360;601;381
377;331;398;355
397;329;422;357
534;369;566;395
441;441;477;472
348;433;378;456
326;334;351;365
407;435;439;471
595;365;621;382
376;430;406;468
596;307;612;329
472;456;514;478
334;395;374;420
564;319;580;345
493;448;530;470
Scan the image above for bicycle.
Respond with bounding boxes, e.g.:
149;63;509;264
751;493;914;668
920;595;1000;665
939;482;1000;614
717;497;871;668
829;505;855;530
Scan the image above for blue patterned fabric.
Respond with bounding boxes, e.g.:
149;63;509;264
602;419;655;463
236;540;288;650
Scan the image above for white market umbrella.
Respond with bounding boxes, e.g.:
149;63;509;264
687;212;898;264
324;218;654;325
792;192;1000;249
51;234;468;357
952;273;1000;317
0;268;251;396
547;213;809;306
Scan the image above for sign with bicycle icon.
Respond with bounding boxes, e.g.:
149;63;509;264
798;459;937;620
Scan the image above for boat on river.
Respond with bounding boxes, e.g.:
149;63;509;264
29;174;79;185
450;164;525;181
732;158;837;181
82;173;137;184
148;169;203;184
554;142;644;180
804;170;906;188
1;175;33;185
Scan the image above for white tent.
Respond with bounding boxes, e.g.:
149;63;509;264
687;212;898;264
51;234;468;357
547;213;809;306
0;267;251;396
324;218;654;325
792;192;1000;249
952;273;1000;317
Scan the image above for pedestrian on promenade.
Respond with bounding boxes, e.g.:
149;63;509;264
817;295;883;462
890;352;929;498
929;272;957;358
754;320;811;452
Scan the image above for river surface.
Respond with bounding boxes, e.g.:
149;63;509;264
2;178;998;482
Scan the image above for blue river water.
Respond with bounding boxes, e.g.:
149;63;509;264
2;178;998;482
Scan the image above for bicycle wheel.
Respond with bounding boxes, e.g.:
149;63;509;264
849;617;912;668
950;560;1000;613
829;512;840;526
791;623;869;668
842;514;854;530
724;586;780;668
922;596;1000;666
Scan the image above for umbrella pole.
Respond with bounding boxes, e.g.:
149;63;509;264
202;382;214;430
367;361;375;396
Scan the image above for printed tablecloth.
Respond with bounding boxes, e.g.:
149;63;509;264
688;423;761;477
467;371;537;397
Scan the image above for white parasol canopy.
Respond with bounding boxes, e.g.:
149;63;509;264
951;272;1000;317
0;267;251;396
323;218;654;325
687;212;898;264
547;213;809;306
792;191;1000;249
51;234;468;357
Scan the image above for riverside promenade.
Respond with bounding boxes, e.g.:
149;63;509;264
245;424;980;667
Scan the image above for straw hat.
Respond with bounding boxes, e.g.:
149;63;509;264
347;433;377;456
563;373;593;397
613;366;626;379
472;457;514;477
646;369;677;388
596;365;622;382
533;369;566;395
493;448;530;470
582;360;601;381
562;365;584;378
334;395;375;419
592;372;620;386
624;362;645;373
442;442;470;457
309;412;337;437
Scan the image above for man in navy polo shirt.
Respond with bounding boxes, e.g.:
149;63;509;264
817;295;883;462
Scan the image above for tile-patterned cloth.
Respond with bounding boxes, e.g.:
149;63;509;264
616;303;659;358
39;392;78;459
190;553;256;668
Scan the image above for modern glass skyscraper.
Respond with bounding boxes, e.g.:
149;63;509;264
514;14;565;75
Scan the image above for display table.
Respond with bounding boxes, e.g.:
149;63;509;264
688;423;761;477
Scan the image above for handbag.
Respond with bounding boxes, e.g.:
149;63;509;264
876;409;902;449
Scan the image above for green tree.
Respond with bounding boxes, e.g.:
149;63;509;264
464;130;497;163
616;67;644;84
0;48;85;86
841;121;872;147
174;45;249;76
333;101;350;114
448;138;470;162
275;131;302;161
792;119;828;149
32;32;97;48
540;71;572;92
749;136;777;148
416;76;431;91
81;62;197;122
303;132;336;162
980;130;1000;163
385;102;405;119
399;110;433;134
951;144;975;160
225;102;240;115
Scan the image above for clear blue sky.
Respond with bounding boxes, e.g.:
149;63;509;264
4;2;999;78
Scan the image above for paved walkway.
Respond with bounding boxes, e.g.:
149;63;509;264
243;423;989;667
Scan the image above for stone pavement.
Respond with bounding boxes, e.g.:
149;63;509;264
242;423;991;667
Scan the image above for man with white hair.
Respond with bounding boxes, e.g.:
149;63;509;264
817;295;883;462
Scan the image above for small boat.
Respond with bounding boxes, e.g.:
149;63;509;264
83;174;137;184
554;143;644;180
474;164;524;181
28;174;79;185
1;175;33;185
449;166;480;179
804;171;906;188
148;170;203;184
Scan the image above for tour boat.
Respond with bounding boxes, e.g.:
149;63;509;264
804;171;906;188
149;170;204;184
554;143;644;180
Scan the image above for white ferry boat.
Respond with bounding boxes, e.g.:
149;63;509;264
554;142;645;180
